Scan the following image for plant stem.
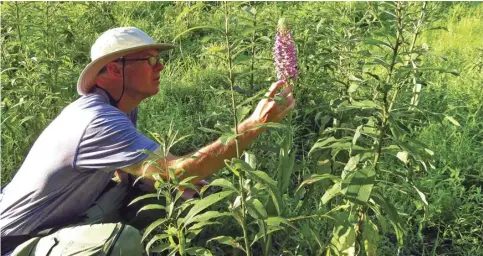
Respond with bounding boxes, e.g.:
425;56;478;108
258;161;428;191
224;3;250;255
224;2;240;158
250;4;257;90
389;2;427;113
374;1;403;170
15;2;22;47
354;207;365;256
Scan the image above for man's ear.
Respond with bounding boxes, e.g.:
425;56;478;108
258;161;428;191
106;62;122;77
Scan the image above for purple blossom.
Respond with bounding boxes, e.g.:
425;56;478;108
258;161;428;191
274;18;298;80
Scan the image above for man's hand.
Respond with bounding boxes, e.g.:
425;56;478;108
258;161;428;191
181;179;209;199
247;80;295;126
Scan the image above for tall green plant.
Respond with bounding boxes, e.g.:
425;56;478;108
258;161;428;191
301;2;460;255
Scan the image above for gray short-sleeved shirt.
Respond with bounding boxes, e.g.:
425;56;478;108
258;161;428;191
0;88;159;236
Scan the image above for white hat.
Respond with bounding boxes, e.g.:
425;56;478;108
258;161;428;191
76;27;175;95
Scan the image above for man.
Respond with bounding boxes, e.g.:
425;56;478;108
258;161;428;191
0;27;295;255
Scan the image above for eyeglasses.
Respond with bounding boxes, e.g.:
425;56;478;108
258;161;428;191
118;55;164;67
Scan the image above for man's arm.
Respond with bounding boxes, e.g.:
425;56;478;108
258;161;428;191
121;80;295;184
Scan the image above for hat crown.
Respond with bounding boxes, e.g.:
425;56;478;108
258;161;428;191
91;27;155;61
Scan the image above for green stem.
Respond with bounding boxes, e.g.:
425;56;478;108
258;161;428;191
224;3;250;255
224;2;240;158
354;207;365;256
250;4;257;90
374;1;403;170
389;2;427;113
15;2;22;47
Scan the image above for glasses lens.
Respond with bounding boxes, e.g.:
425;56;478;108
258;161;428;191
148;56;158;66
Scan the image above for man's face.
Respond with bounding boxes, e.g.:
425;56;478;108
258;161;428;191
122;49;164;99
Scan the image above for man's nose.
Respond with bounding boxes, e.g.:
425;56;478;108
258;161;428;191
155;62;164;71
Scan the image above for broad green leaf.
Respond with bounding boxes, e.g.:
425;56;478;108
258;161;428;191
363;219;379;256
149;243;171;254
247;122;286;131
412;184;429;218
345;100;380;109
300;223;323;251
146;234;170;255
251;225;284;246
256;36;271;42
142;218;168;241
444;115;461;127
186;247;213;256
371;193;404;246
330;223;356;254
424;148;434;156
241;5;257;15
234;54;250;63
310;137;338;155
236;106;251;121
343;167;376;203
322;182;342;204
396;151;409;164
206;178;238;192
348;83;359;93
168;245;180;256
247;198;268;219
137;204;166;215
179;175;199;185
185;211;232;227
364;38;392;50
244;151;257;169
310;138;366;156
207;236;245;252
352;126;362;145
372;58;390;69
232;158;255;172
128;193;160;206
246;170;281;215
188;221;221;232
348;74;363;82
296;174;340;193
247;170;277;188
277;150;295;193
167;201;175;219
343;155;360;178
265;216;297;230
220;132;237;145
184;191;235;224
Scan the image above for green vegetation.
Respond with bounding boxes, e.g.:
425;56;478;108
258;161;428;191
1;2;482;255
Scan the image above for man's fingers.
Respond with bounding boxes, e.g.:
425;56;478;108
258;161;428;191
285;93;294;105
265;80;286;98
197;180;209;186
279;85;293;98
276;99;296;120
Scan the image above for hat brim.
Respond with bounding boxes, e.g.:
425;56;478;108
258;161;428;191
76;43;175;95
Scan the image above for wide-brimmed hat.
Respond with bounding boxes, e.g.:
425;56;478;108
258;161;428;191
77;27;175;95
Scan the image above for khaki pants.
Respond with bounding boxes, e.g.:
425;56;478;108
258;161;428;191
8;182;165;256
10;223;142;256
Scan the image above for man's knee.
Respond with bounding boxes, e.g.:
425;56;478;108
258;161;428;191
109;224;143;256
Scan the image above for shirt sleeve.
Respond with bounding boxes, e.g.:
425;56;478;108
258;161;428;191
74;110;159;173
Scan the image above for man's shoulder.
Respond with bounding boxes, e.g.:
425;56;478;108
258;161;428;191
62;91;125;123
68;91;115;113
